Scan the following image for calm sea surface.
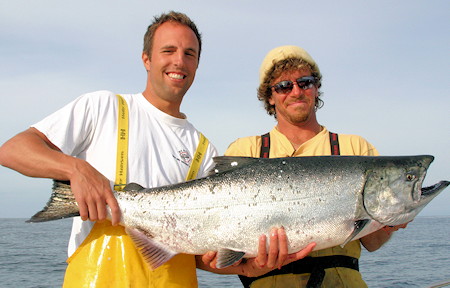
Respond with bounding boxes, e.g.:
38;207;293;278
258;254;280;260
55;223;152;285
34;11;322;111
0;217;449;288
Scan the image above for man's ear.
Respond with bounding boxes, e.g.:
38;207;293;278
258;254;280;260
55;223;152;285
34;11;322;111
142;52;151;71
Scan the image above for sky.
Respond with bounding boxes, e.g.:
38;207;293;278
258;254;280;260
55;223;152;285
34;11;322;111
0;0;449;218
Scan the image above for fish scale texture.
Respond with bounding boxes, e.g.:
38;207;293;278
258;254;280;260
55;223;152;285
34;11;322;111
116;156;442;257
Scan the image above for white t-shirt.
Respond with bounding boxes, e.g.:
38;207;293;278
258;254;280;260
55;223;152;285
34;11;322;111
32;90;218;256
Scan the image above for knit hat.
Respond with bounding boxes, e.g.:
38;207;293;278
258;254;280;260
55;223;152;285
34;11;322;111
259;45;319;84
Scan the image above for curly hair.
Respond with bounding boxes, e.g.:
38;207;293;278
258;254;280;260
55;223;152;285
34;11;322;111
143;11;202;61
258;58;323;117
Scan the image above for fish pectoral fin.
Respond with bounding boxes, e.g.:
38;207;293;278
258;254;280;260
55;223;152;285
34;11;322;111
216;248;246;269
341;219;371;247
125;227;177;270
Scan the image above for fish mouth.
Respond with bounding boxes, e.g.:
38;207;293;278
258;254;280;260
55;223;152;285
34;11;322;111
421;181;450;198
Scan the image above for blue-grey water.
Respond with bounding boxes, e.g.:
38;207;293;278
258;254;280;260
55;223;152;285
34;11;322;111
0;217;449;288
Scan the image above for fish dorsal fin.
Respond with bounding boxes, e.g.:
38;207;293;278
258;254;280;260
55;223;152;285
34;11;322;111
216;248;246;268
341;219;370;247
125;227;177;270
122;183;145;192
208;156;258;176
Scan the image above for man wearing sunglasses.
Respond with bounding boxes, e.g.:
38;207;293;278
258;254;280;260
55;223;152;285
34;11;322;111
224;45;406;288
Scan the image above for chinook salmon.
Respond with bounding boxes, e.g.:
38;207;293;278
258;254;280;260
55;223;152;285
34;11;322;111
28;155;449;269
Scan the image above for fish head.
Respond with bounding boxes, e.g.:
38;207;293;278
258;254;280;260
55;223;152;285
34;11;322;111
362;155;449;226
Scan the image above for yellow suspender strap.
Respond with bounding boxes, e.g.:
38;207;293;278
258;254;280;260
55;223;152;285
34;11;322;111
114;94;129;191
185;133;209;181
114;94;206;186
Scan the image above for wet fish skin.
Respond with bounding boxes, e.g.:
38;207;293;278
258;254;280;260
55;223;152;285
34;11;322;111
27;155;449;269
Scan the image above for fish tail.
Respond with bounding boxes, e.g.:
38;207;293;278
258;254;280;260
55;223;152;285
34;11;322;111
27;180;80;223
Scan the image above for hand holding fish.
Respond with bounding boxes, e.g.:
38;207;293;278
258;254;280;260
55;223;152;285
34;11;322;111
254;228;316;270
198;227;316;277
68;160;121;226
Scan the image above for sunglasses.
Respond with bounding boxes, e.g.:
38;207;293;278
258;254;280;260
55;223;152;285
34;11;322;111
271;76;316;94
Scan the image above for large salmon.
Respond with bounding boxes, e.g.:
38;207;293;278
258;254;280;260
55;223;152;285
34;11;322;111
28;155;449;269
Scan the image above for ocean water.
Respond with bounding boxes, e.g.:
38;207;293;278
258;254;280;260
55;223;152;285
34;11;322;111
0;217;449;288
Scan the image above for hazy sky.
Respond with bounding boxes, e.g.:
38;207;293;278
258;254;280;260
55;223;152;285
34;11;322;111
1;0;449;218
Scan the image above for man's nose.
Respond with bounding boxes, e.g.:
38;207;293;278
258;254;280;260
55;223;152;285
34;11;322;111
290;82;303;96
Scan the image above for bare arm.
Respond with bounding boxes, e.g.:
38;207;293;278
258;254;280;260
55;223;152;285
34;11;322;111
0;128;121;225
196;228;316;277
1;128;72;179
360;223;409;252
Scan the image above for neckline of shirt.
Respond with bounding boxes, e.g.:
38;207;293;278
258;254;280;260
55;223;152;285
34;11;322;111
135;93;189;127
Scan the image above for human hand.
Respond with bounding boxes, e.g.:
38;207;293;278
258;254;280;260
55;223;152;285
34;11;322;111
201;227;316;277
70;159;121;225
252;227;316;271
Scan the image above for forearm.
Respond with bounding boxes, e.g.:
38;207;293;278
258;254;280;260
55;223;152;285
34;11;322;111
360;228;392;252
0;128;76;180
1;128;121;224
361;223;408;252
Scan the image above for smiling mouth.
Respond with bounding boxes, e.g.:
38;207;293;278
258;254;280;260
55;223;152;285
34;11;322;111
167;72;186;79
288;100;308;107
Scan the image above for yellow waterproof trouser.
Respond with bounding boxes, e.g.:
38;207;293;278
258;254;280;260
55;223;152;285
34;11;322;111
63;221;197;287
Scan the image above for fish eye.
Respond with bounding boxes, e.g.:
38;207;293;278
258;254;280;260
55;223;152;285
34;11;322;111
406;174;416;181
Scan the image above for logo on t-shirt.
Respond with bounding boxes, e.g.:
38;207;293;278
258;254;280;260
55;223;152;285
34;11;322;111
173;149;191;167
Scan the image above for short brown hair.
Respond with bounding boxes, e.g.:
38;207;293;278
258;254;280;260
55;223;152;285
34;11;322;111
143;11;202;61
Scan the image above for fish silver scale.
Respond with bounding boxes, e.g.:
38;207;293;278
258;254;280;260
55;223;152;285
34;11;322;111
116;156;384;256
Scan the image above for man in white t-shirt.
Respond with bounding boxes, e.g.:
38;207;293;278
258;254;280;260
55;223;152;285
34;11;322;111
0;11;314;287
